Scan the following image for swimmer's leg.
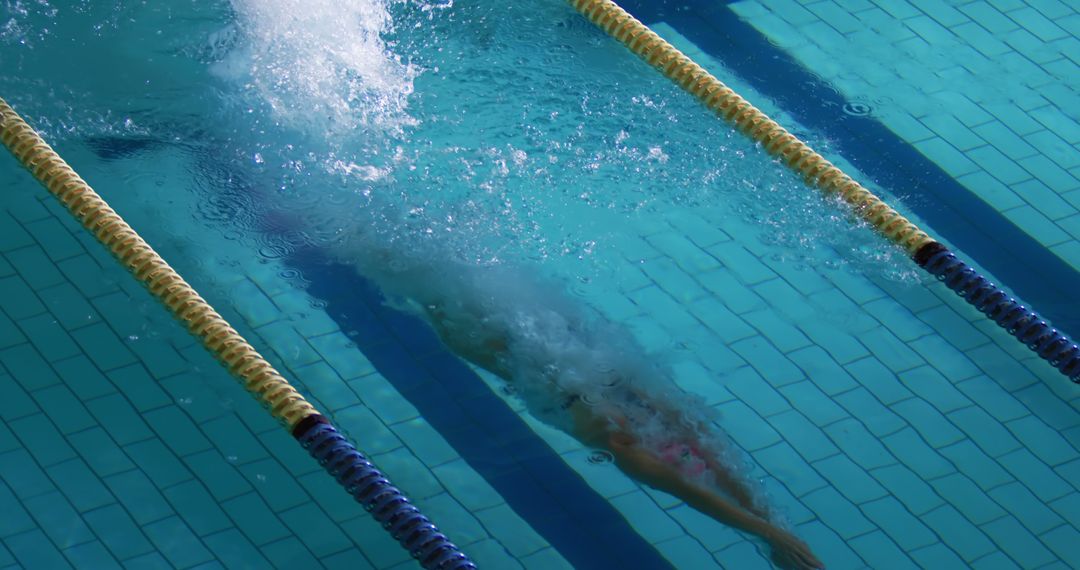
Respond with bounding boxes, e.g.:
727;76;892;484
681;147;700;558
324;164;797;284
602;430;824;570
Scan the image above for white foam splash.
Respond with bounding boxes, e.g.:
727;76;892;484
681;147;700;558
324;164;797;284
220;0;418;138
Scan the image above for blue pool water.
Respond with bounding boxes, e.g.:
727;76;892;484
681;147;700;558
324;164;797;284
1;0;1079;569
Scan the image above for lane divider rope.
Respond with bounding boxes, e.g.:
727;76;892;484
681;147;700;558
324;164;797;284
566;0;1079;383
0;96;476;569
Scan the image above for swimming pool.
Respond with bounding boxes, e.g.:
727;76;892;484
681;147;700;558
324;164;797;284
1;0;1078;568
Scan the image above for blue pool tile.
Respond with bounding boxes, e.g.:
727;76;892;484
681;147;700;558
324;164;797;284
471;503;546;558
834;388;906;436
204;528;273;569
278;503;352;558
909;542;967;570
388;417;457;468
753;279;817;321
890;398;965;448
47;458;113;513
24;490;95;548
106;364;170;412
770;410;839;462
260;537;321;565
695;268;768;314
752;443;827;497
22;217;82;261
730;337;803;387
4;529;73;570
67;427;134;477
801;486;875;539
964;344;1039;391
253;321;321;367
958;170;1026;211
669;502;744;552
848;533;920;570
185;449;254;503
1004;415;1079;467
17;313;80;362
628;286;697;330
691;297;755;344
654;535;723;570
123;439;192;490
1;344;60;391
948;407;1022;457
293;360;361;413
143;406;212;457
1049;492;1080;529
163;480;232;537
202;415;269;467
62;541;120;570
85;393;152;446
10;413;76;467
862;295;935;339
0;448;54;499
845;357;913;405
825;418;896;470
928;473;1005;524
861;496;937;550
299;470;359;525
871;463;943;515
712;541;770;570
778;380;847;427
321;549;375;570
69;323;138;372
308;332;379;381
724;366;790;417
938;440;1012;491
793;520;865;570
142;516;214;568
908;335;983;382
0;310;25;350
987;481;1063;535
0;372;37;422
82;504;153;561
980;516;1056;568
52;355;114;401
715;400;782;451
102;469;172;525
1041;524;1080;569
5;246;64;290
640;255;707;302
707;242;776;285
996;448;1072;503
1003;205;1071;246
31;384;94;434
120;552;170;569
221;492;290;546
913;137;979;177
0;212;35;252
857;326;924;373
238;457;310;513
955;376;1030;423
920;504;996;562
329;404;402;456
882;428;954;480
813;454;887;505
797;321;868;364
53;255;116;300
0;481;35;537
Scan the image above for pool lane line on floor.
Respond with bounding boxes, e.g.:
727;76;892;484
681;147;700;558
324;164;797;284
565;0;1080;383
287;248;677;570
0;96;477;570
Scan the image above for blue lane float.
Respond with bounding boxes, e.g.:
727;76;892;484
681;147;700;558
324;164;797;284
292;415;477;570
916;243;1080;383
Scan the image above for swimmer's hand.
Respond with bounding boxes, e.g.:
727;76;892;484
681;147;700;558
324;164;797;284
765;528;824;570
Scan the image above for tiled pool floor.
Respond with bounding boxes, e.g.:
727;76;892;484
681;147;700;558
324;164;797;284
2;0;1080;568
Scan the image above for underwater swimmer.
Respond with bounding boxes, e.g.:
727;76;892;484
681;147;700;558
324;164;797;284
412;269;824;570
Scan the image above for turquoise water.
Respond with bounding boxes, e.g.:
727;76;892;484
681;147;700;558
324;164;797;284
1;0;1078;568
